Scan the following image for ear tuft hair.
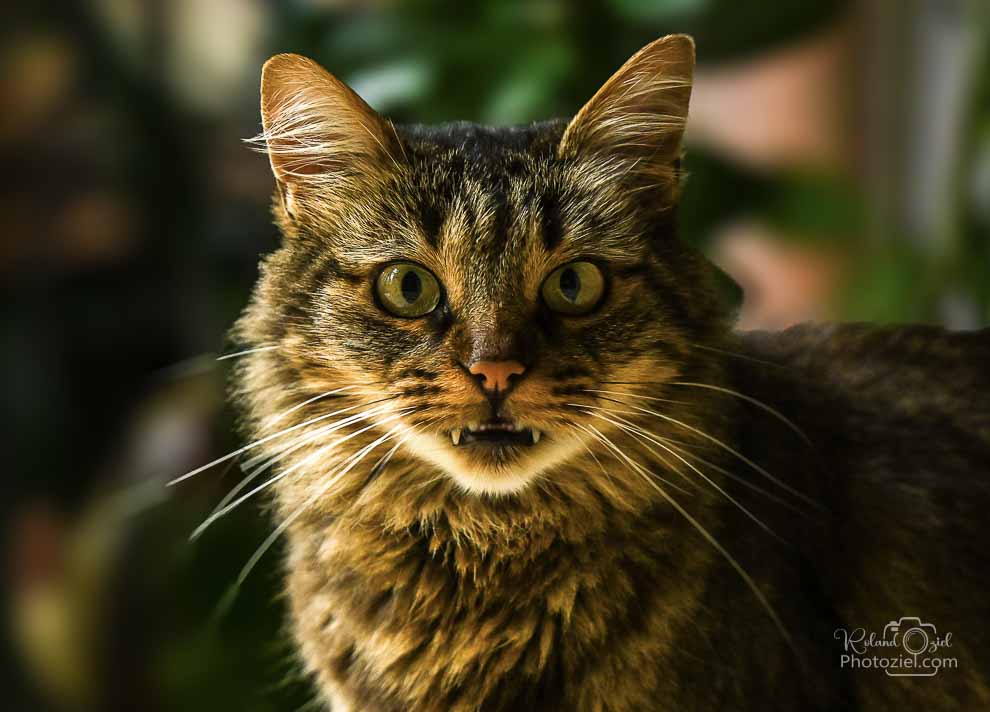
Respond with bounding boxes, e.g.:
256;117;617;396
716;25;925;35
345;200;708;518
248;53;402;217
559;35;695;199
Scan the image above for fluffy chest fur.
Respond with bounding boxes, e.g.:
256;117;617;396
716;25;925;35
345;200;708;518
282;482;715;711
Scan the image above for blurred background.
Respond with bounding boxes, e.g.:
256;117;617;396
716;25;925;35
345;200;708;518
2;0;988;709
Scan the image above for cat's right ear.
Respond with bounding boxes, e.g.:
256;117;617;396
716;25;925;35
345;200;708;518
256;53;402;219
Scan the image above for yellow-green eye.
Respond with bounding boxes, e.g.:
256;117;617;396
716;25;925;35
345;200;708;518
541;261;605;315
375;263;442;318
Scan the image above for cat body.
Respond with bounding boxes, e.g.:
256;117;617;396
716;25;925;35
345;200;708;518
232;36;990;710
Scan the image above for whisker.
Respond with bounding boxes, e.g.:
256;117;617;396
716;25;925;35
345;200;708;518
570;409;696;491
243;392;383;473
588;387;689;405
265;386;361;427
571;421;799;659
579;408;785;543
657;439;812;517
361;438;407;486
576;410;696;486
407;472;448;493
190;407;416;539
580;398;822;510
577;432;611;478
532;474;567;508
204;395;381;523
352;413;441;503
668;382;812;446
210;404;388;518
689;342;788;370
153;353;218;381
579;423;692;497
571;403;805;512
575;397;650;419
562;420;639;506
239;429;315;474
584;405;810;516
216;345;278;361
209;462;272;522
167;396;397;486
214;424;411;619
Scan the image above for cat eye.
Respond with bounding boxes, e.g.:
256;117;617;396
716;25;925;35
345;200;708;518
375;262;442;318
541;261;605;315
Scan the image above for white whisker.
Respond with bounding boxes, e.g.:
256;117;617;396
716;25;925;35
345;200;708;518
222;422;421;611
167;396;396;487
574;410;694;487
669;382;812;446
579;423;692;497
588;387;690;405
576;405;809;516
562;420;628;504
657;439;811;517
572;422;799;659
265;386;360;426
689;342;787;370
579;408;784;542
216;345;278;361
191;408;415;539
210;405;385;518
578;399;821;510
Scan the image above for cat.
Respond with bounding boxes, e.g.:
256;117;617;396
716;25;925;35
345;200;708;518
228;35;990;710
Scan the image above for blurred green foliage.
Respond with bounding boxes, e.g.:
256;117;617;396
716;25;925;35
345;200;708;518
270;0;846;125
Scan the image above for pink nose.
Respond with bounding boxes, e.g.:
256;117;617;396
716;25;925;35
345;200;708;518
467;360;526;393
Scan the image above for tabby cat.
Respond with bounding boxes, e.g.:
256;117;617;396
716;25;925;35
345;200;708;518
229;35;990;710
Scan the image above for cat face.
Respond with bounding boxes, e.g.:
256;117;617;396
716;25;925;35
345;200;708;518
245;36;728;495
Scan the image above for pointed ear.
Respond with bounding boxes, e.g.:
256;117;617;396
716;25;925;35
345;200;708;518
559;35;694;196
256;53;401;217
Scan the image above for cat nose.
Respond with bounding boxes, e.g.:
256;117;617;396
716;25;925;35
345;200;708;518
467;360;527;394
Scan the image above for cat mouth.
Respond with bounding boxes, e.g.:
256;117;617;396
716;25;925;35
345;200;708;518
450;419;541;447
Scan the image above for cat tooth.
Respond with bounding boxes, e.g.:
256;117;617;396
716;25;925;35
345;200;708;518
532;429;542;444
468;421;479;431
451;429;462;446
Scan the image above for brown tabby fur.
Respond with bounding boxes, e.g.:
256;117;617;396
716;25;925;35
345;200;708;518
231;36;990;710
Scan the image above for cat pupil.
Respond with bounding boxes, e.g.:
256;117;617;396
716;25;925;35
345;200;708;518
560;268;580;302
401;270;422;303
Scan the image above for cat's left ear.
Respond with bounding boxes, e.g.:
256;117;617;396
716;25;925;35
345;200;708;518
256;53;402;219
559;35;694;196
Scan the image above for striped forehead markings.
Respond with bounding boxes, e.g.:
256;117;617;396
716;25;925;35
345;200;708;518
412;171;569;260
420;200;443;248
539;192;563;251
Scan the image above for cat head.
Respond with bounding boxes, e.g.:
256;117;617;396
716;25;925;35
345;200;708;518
242;35;730;496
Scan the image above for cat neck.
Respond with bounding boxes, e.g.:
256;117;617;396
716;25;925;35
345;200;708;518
281;452;725;710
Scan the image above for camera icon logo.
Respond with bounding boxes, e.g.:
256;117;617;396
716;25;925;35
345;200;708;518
884;617;936;656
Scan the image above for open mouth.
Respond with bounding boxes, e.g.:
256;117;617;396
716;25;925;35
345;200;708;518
450;418;542;447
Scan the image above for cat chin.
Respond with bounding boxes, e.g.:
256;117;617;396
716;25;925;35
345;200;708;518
403;430;582;497
450;470;539;497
